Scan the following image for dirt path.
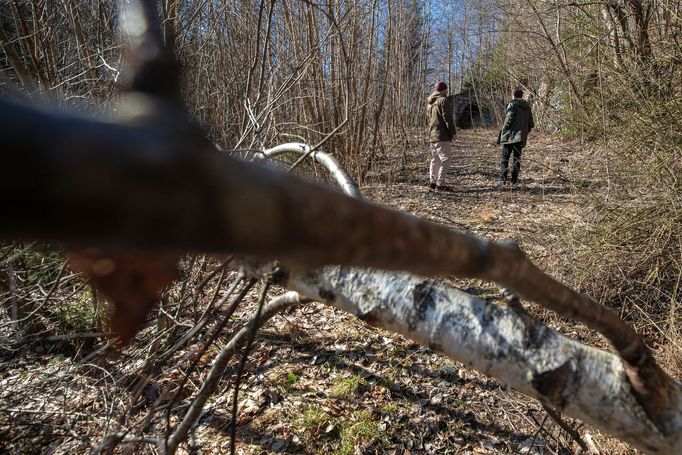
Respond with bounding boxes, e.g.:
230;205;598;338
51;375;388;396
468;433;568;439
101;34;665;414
363;129;588;262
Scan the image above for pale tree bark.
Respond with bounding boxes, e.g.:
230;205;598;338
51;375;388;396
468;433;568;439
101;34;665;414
255;142;361;198
240;261;682;455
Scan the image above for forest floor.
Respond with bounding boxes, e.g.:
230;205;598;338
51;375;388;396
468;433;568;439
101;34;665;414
0;129;643;454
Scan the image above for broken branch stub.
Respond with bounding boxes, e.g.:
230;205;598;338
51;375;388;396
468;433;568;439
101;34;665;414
120;0;181;103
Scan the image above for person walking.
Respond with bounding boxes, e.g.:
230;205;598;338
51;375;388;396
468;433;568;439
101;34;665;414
497;87;534;185
427;81;458;192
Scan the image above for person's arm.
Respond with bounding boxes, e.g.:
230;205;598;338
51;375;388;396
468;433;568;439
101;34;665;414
443;98;458;139
502;103;515;130
528;109;535;131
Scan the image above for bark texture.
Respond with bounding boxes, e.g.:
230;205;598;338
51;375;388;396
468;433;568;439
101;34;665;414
268;264;682;455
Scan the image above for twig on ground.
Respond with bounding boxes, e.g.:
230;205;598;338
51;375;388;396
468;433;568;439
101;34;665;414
164;291;307;454
542;404;588;452
228;281;271;455
162;279;256;443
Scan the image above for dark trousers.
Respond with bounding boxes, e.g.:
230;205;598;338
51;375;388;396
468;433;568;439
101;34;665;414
499;143;523;183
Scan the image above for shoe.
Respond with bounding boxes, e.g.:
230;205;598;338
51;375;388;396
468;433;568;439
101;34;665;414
435;185;454;192
428;182;436;190
496;180;506;187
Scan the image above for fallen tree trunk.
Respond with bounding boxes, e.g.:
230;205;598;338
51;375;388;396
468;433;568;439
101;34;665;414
2;95;679;437
257;263;682;455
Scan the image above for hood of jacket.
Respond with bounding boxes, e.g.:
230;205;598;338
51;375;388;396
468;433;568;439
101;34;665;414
428;91;447;105
509;98;531;110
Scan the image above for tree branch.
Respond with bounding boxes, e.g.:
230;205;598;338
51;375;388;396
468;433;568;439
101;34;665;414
0;95;679;444
256;142;361;198
242;262;682;455
164;291;306;454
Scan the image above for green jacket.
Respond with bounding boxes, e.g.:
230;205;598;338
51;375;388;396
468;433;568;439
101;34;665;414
427;92;457;143
498;98;534;146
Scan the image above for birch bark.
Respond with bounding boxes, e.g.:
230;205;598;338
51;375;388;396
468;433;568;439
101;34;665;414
263;264;682;455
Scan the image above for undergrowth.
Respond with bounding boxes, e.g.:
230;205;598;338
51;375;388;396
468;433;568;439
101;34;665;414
558;88;681;370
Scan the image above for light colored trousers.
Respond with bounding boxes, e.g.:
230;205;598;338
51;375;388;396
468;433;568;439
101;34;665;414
429;141;452;186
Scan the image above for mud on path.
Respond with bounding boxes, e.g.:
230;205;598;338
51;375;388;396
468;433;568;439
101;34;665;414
0;130;635;455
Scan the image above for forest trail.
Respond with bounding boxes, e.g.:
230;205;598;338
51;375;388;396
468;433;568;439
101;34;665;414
363;129;592;265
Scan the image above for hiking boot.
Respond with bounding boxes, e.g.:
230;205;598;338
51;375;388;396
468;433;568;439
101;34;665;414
436;185;454;192
495;180;506;187
428;182;436;191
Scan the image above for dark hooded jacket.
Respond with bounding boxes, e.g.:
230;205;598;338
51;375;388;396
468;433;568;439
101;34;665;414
498;98;534;146
427;91;457;143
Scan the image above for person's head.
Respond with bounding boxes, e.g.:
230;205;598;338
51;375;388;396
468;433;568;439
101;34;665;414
512;87;524;99
434;81;448;94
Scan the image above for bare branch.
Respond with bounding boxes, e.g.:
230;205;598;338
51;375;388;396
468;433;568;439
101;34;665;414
0;26;37;93
164;291;306;455
257;142;361;198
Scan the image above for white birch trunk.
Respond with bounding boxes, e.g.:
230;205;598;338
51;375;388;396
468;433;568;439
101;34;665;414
264;265;682;455
257;143;361;199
